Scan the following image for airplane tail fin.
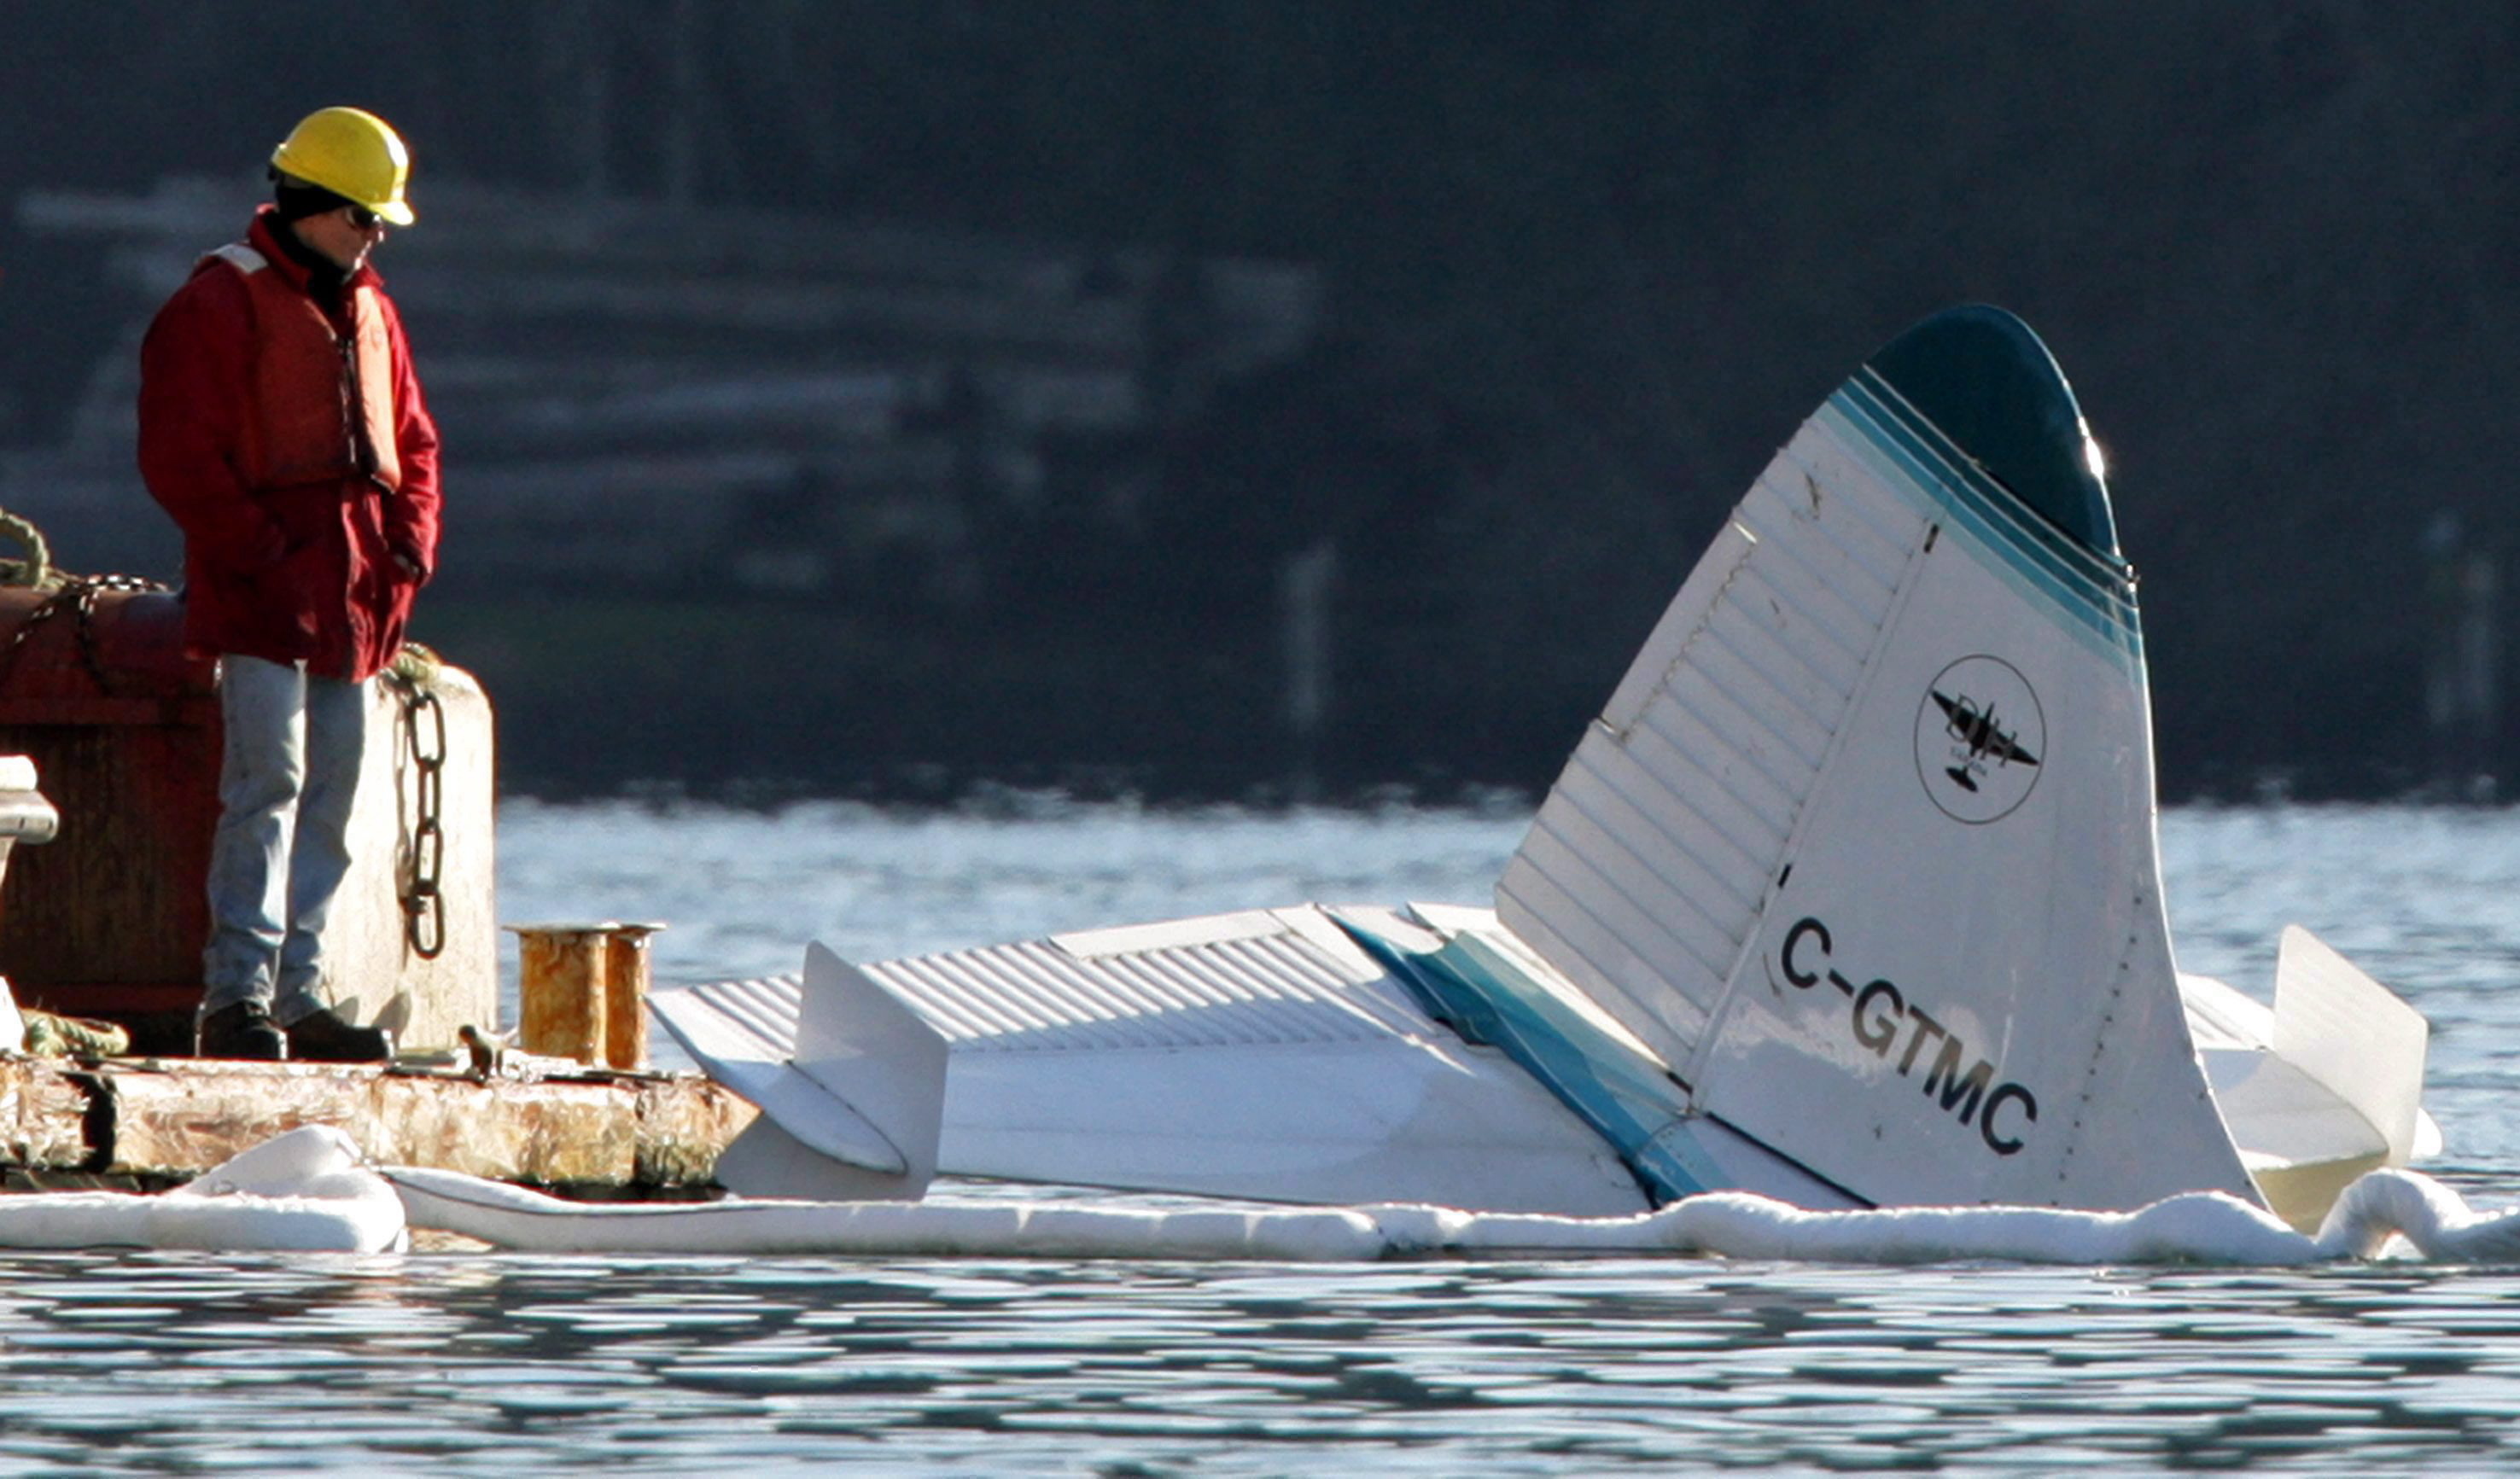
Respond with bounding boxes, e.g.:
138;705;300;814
1497;306;2255;1209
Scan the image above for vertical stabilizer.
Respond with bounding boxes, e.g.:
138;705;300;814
1499;306;2256;1209
790;942;948;1186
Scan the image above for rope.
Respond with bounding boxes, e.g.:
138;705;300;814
20;1010;132;1059
0;508;51;590
0;509;177;696
388;639;443;689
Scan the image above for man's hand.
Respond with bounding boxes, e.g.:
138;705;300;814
392;550;425;581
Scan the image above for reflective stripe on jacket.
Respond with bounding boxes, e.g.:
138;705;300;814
204;241;404;496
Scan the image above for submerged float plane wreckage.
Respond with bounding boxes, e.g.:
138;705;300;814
655;306;2438;1232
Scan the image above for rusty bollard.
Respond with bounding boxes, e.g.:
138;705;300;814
602;922;664;1070
508;923;612;1064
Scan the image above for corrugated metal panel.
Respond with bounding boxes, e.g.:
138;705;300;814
680;906;1440;1058
1497;416;1928;1068
679;974;805;1059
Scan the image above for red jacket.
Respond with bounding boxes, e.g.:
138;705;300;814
138;207;440;682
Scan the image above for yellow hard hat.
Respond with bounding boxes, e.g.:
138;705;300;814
270;107;415;226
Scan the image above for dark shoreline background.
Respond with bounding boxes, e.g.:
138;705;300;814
5;4;2514;806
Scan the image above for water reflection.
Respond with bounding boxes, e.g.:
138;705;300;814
0;1251;2515;1471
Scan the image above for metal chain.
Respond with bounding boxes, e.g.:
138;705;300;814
65;574;165;696
0;573;170;695
389;669;449;959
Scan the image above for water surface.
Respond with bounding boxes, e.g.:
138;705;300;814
6;801;2518;1473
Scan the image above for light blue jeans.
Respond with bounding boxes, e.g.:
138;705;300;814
201;655;370;1025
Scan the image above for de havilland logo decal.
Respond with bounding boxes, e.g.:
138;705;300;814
1916;655;2044;824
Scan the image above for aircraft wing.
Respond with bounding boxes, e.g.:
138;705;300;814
654;905;1651;1214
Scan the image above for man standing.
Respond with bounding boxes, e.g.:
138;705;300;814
137;107;440;1061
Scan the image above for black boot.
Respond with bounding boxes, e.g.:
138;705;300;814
284;1006;394;1063
197;1001;288;1061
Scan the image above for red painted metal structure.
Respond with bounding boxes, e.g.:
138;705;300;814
0;583;221;1042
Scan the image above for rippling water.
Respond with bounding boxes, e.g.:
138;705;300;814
8;801;2520;1473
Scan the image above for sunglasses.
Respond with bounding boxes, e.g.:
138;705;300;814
345;205;382;230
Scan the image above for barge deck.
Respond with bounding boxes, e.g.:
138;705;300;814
0;1052;753;1195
